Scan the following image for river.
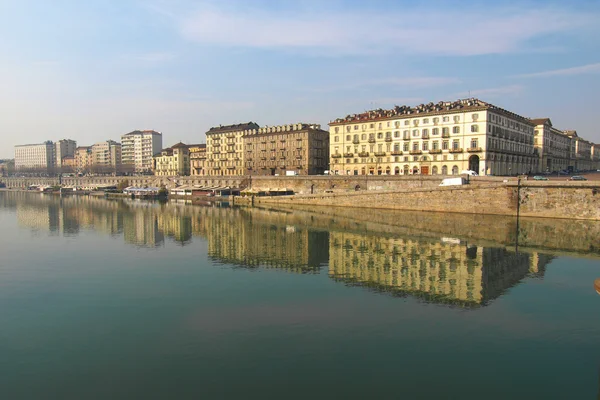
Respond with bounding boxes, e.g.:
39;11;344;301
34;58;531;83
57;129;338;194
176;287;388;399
0;191;599;399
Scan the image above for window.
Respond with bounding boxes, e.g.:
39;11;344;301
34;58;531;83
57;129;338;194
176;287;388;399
334;136;339;142
442;127;449;135
442;141;449;150
412;142;419;151
395;121;401;128
472;113;479;121
412;129;419;137
361;134;366;140
346;126;351;132
453;126;460;134
452;140;459;150
433;117;439;124
370;123;375;128
377;132;383;139
453;116;460;123
334;127;339;133
443;116;449;122
346;135;351;141
432;128;439;135
404;120;410;126
422;142;429;150
394;131;400;138
422;129;429;137
432;141;439;150
387;122;391;127
403;130;409;138
423;118;429;124
403;143;409;151
353;134;359;142
354;125;359;130
413;120;419;126
394;143;400;151
471;139;478;149
471;125;479;133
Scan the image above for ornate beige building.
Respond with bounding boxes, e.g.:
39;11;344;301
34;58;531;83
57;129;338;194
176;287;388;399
329;98;537;176
189;144;207;176
75;146;93;173
206;122;258;176
565;130;593;172
244;123;329;175
531;118;571;173
153;142;190;176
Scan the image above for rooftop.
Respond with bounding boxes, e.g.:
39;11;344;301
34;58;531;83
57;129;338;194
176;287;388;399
123;130;162;136
207;122;260;134
329;98;534;126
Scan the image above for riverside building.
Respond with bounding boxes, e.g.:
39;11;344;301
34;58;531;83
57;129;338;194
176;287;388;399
54;139;77;169
243;123;329;176
121;130;163;173
14;141;55;171
153;142;190;176
189;144;207;176
329;98;538;176
206;122;259;176
75;146;93;173
91;140;122;172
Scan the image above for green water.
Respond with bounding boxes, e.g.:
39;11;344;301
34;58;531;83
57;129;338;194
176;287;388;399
1;192;599;399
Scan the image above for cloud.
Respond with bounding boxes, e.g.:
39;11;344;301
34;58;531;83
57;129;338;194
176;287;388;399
456;85;524;98
173;3;595;56
514;62;600;78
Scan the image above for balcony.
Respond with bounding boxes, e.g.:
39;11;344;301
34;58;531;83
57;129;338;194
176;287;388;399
368;138;376;143
442;133;450;138
344;153;354;157
391;151;403;156
449;148;463;153
227;150;235;153
358;152;369;157
403;137;411;141
421;134;429;139
429;149;442;154
332;154;342;158
409;150;422;155
352;139;360;144
467;147;482;153
374;152;386;157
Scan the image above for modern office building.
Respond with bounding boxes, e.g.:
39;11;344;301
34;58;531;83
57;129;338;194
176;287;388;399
329;98;538;176
121;130;163;173
14;141;55;171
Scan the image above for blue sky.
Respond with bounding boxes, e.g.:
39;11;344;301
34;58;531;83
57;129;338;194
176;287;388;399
1;0;599;157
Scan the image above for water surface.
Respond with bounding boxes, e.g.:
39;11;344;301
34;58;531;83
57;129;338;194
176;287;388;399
1;192;599;399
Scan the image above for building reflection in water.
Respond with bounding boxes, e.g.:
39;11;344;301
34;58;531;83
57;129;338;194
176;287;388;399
2;192;562;306
328;232;552;307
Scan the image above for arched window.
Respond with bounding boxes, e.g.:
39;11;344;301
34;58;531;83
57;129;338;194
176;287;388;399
452;165;459;175
377;132;383;139
395;167;400;175
442;165;448;175
432;166;438;175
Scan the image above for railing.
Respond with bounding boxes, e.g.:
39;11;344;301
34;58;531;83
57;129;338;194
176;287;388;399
442;133;450;138
429;149;442;154
467;147;482;152
358;152;369;157
368;138;376;143
409;150;422;155
331;154;342;158
449;148;463;153
403;137;411;141
374;152;386;156
344;153;354;157
352;139;360;144
391;151;403;155
385;137;392;142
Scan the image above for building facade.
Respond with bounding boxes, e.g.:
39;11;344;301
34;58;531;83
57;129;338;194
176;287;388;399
91;140;121;172
75;146;93;173
154;143;190;176
14;141;55;171
206;122;259;176
530;118;570;173
243;123;329;176
564;131;593;172
121;130;163;173
329;98;537;176
189;144;207;176
54;139;77;169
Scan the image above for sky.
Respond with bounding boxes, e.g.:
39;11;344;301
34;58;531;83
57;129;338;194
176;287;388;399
1;0;599;158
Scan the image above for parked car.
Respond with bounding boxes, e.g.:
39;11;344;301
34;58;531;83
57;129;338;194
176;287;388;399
460;170;478;176
569;176;587;181
533;176;549;181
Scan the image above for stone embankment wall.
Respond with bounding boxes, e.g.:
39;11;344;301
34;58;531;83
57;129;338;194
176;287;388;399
238;182;600;220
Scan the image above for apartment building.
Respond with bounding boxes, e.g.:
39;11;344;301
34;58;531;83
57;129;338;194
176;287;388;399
75;146;93;173
121;130;163;173
91;140;121;171
530;119;571;173
153;142;190;176
329;98;537;176
54;139;77;168
189;144;207;176
565;130;593;171
14;141;55;171
206;122;259;176
244;123;329;175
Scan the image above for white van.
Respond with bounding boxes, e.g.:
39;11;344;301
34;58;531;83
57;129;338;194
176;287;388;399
439;177;466;187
